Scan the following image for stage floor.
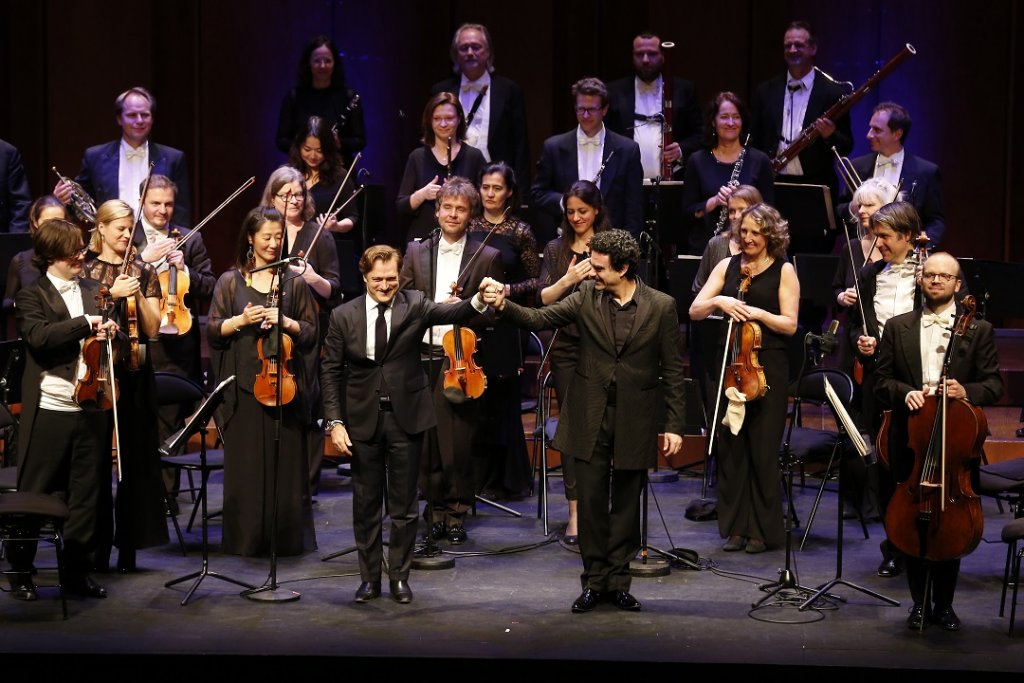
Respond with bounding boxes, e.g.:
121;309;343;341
2;455;1022;675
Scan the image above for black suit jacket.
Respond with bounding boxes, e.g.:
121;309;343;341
498;279;685;469
14;276;104;463
75;140;191;226
845;152;946;246
0;139;31;233
320;291;480;441
399;235;503;327
431;74;530;186
751;70;853;188
605;75;703;171
530;128;644;236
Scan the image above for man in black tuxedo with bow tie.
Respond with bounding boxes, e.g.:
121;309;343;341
751;21;852;195
430;23;530;187
874;251;1002;631
8;219;119;601
531;78;644;238
54;87;190;226
605;33;702;179
841;102;945;247
320;243;491;604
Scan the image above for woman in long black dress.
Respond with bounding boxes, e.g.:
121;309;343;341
690;203;799;553
537;180;612;542
82;199;167;572
208;207;318;556
261;166;341;494
4;196;66;314
397;92;486;243
276;35;365;166
288;115;362;300
681;92;775;256
468;161;539;499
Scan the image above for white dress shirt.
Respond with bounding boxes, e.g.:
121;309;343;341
423;234;467;346
874;260;917;336
873;147;905;188
118;139;149;218
39;272;88;411
779;70;815;176
460;72;492;162
365;295;392;360
577;124;607;185
919;304;955;393
633;76;664;179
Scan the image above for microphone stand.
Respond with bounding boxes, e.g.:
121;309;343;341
243;231;300;602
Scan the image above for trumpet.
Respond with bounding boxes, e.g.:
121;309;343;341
52;167;97;225
831;146;863;194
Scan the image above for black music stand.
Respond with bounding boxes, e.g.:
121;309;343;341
640;179;685;290
774;183;835;255
162;375;255;605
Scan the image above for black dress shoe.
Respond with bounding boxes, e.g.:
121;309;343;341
389;580;413;604
571;588;601;613
612;590;642;611
907;603;927;630
933;605;961;631
66;574;107;599
354;581;381;603
447;525;467;545
117;547;137;574
877;557;901;577
428;522;447;541
9;576;37;602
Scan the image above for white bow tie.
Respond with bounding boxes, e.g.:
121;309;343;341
922;312;949;328
126;147;146;161
578;136;601;148
57;279;80;294
889;262;916;277
439;242;463;256
637;80;658;95
462;83;486;93
876;155;899;169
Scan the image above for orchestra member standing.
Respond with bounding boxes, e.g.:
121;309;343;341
321;245;491;604
0;138;32;233
690;204;799;554
208;207;318;556
4;196;66;314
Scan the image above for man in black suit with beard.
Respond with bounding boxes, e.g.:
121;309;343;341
751;21;852;195
531;78;644;238
54;87;191;226
8;219;119;601
874;251;1002;632
605;32;702;179
321;243;490;605
430;23;530;187
841;102;945;247
399;177;502;545
479;229;685;613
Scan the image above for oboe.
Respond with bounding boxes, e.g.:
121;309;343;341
713;135;750;236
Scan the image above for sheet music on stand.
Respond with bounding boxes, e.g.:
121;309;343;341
824;377;873;463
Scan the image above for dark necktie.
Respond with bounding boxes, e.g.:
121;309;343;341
375;303;388;361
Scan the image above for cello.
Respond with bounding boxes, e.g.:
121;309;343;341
882;296;986;562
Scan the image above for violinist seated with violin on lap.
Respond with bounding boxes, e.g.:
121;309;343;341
9;219;122;601
873;252;1003;632
690;203;799;555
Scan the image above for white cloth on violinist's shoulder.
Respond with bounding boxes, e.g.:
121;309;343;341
722;386;748;435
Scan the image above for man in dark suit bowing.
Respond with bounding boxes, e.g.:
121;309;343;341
321;244;491;605
531;78;644;237
842;102;946;247
431;23;530;188
54;87;191;226
605;32;702;179
874;251;1002;632
8;219;119;601
751;21;852;194
400;177;503;544
478;230;685;612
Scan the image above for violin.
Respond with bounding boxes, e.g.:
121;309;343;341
254;284;297;407
122;163;155;370
441;282;486;404
158;227;192;335
76;287;124;481
881;296;985;562
723;267;768;401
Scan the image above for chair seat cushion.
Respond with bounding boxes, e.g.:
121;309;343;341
0;492;70;519
161;449;225;471
1001;517;1024;543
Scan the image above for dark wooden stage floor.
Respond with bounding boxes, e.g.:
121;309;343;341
3;434;1023;675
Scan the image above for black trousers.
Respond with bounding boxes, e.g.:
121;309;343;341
906;557;960;610
574;405;645;593
9;407;107;576
351;409;423;582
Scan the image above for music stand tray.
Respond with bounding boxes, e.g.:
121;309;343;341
774;182;835;255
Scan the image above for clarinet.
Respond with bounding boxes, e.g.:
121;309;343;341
713;135;750;236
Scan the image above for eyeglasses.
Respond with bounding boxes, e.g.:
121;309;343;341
457;42;486;55
432;115;458;125
275;192;304;204
922;272;958;283
575;106;603;117
64;247;88;260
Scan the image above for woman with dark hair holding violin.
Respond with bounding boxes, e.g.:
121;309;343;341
208;207;318;557
690;203;799;553
276;35;366;166
83;199;167;573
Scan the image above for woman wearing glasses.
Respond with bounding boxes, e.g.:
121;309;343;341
397;92;485;243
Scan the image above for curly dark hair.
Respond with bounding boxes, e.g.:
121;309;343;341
589;229;641;280
739;203;790;260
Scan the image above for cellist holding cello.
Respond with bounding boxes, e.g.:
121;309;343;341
874;251;1003;632
690;203;799;554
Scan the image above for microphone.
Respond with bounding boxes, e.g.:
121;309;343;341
357;168;371;184
249;255;305;273
819;319;840;354
420;226;442;242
